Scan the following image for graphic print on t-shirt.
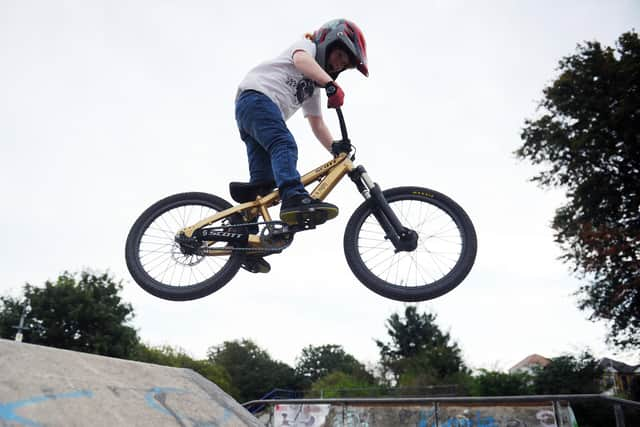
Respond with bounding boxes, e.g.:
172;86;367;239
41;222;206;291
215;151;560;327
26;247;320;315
286;75;315;105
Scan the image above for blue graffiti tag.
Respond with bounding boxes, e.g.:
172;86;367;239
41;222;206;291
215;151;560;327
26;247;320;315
418;408;436;427
1;387;232;426
145;386;189;415
0;390;93;427
439;411;498;427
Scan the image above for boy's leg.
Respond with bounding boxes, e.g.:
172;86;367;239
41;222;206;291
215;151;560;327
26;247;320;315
236;91;337;225
236;91;305;200
240;129;274;184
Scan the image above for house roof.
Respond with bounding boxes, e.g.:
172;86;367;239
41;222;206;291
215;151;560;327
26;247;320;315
509;355;640;374
598;358;640;374
510;354;551;372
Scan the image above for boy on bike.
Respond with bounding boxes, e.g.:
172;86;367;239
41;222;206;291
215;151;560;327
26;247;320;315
234;19;368;273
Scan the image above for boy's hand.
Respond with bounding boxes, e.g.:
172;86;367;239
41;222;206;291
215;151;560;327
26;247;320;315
325;81;344;109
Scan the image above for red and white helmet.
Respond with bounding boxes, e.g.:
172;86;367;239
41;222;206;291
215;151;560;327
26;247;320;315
312;19;368;79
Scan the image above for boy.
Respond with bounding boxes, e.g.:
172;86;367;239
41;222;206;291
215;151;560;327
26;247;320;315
235;19;368;272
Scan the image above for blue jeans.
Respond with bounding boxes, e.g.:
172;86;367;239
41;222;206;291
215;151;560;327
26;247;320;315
235;90;307;201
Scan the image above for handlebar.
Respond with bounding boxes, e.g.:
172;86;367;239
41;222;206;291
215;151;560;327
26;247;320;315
335;107;349;143
331;108;353;157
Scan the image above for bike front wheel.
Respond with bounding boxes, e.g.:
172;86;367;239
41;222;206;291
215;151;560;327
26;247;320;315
125;192;244;301
344;186;477;302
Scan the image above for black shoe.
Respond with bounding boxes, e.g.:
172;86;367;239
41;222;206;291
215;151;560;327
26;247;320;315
241;256;271;274
279;195;339;226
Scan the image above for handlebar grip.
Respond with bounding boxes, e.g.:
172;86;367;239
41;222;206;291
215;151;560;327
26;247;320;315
336;108;349;142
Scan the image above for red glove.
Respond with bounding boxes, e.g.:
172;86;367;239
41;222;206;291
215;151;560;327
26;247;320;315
325;81;344;109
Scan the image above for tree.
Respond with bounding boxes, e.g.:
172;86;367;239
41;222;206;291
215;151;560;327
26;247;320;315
533;352;600;395
533;352;612;427
207;339;300;402
0;296;25;340
310;371;378;398
0;271;139;358
516;31;640;348
375;306;469;388
470;370;533;396
295;344;374;386
132;343;233;393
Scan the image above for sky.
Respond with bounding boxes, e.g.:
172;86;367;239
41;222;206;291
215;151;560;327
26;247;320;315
1;0;639;374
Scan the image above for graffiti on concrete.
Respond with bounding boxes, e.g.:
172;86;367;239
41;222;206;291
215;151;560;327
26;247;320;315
145;386;233;426
534;409;557;427
330;406;435;427
0;389;93;427
1;386;235;427
338;408;373;427
436;405;558;427
145;387;190;415
436;411;497;427
272;404;563;427
274;403;330;426
274;405;437;427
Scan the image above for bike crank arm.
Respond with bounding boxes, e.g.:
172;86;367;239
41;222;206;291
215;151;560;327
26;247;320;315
349;165;418;253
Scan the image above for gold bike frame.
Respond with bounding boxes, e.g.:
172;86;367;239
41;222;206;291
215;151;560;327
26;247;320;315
178;152;355;254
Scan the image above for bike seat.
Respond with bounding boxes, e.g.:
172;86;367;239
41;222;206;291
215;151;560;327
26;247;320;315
229;180;277;203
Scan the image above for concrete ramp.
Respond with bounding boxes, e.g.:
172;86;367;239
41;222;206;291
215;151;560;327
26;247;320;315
0;339;263;427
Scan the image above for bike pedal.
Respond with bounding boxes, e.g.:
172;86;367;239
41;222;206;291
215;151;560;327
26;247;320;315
241;256;271;274
290;211;329;228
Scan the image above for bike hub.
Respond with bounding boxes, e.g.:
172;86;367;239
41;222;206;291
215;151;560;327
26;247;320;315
395;229;419;253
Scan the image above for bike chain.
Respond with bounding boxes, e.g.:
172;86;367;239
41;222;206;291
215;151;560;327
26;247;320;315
199;221;295;255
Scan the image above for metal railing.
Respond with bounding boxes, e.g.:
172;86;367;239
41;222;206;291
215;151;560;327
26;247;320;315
245;388;304;415
243;393;640;426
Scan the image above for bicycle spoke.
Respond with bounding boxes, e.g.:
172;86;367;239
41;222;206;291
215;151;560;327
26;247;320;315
356;195;466;288
135;202;233;287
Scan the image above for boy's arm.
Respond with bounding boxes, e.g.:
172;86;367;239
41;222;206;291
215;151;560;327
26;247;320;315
306;115;334;152
292;50;333;86
294;49;345;109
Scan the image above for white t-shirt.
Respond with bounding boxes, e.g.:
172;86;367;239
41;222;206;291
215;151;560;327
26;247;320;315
237;39;322;121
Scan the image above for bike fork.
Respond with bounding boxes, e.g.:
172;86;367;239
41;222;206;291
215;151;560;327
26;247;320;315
349;166;418;252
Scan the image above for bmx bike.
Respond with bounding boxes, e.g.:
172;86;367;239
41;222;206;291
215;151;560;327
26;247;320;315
125;108;477;302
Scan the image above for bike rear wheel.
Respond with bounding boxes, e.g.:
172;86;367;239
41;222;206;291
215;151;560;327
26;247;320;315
344;186;477;302
125;192;243;301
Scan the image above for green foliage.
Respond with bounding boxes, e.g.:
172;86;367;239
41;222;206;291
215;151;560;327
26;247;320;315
516;31;640;349
132;343;233;393
310;371;378;398
207;339;300;403
375;306;469;388
533;352;610;427
0;271;139;358
395;358;472;396
470;370;533;396
0;296;23;339
533;352;600;394
295;344;374;387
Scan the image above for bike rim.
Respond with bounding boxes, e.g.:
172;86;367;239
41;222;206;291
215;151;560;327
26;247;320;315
356;197;464;288
136;203;233;288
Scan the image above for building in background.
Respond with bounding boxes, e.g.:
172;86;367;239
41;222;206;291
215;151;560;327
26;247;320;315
598;358;640;397
510;354;640;399
509;354;551;375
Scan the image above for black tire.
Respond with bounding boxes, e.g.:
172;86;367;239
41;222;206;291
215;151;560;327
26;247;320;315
125;192;244;301
344;186;477;302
